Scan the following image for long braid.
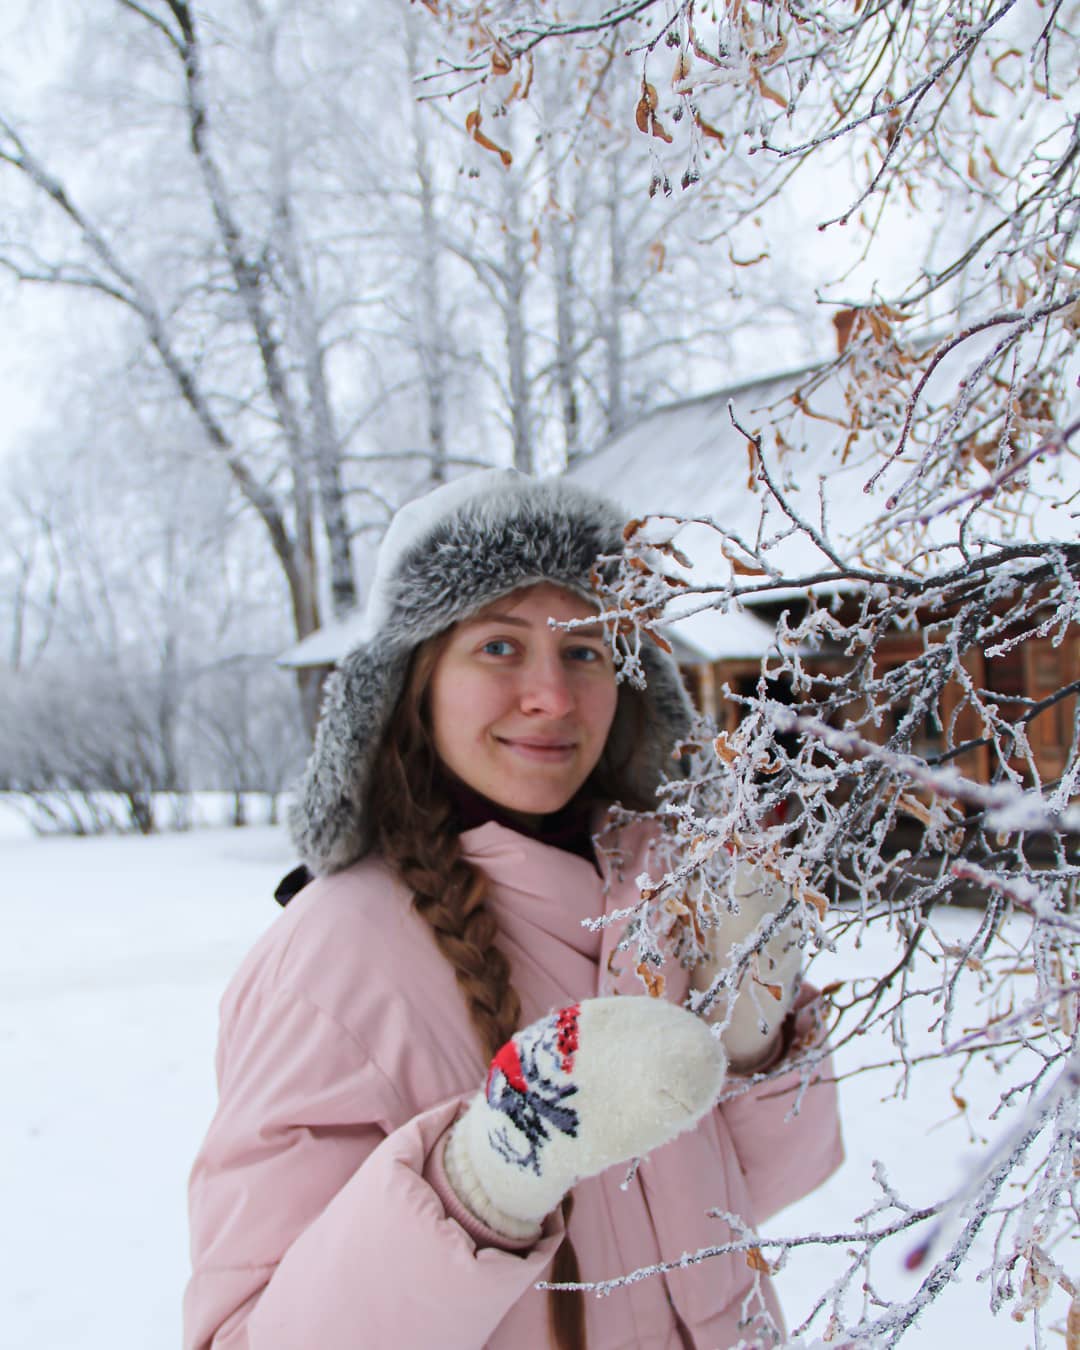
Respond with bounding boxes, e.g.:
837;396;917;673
369;639;586;1350
385;794;522;1061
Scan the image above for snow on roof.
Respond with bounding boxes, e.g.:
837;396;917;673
661;599;785;662
565;361;868;584
277;611;372;669
566;355;1079;593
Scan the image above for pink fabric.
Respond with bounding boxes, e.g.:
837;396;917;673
185;820;843;1349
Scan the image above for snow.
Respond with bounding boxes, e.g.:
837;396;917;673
2;820;1068;1348
275;607;374;669
2;822;291;1349
661;598;783;662
565;356;1080;590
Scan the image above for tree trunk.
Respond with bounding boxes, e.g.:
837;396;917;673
406;14;450;487
548;166;579;460
604;156;626;437
503;176;532;474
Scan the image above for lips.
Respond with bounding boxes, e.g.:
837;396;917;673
496;736;577;760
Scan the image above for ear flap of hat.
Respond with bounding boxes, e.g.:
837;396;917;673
606;643;695;804
639;642;695;779
288;643;411;875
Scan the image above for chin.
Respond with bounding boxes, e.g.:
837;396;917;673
500;786;579;817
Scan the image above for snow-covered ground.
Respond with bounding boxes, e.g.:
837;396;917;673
2;817;1066;1348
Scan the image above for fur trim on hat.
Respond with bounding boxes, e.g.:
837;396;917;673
289;470;693;874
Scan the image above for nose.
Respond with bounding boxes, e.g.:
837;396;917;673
518;654;575;719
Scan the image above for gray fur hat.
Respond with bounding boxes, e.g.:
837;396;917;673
289;469;693;874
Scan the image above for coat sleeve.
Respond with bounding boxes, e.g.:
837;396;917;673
716;985;844;1224
184;981;564;1350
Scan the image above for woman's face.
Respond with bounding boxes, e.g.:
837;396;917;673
427;583;619;827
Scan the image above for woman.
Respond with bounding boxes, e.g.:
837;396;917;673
185;470;842;1350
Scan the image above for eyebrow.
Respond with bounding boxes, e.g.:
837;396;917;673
463;611;606;637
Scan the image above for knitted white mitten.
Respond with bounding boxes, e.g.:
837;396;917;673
691;863;802;1072
444;996;726;1241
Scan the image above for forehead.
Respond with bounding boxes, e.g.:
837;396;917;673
462;582;601;627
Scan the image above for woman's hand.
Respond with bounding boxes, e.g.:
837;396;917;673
444;997;726;1241
690;863;802;1074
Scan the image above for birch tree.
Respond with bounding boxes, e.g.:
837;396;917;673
0;0;377;727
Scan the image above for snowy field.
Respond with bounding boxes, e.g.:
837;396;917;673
2;813;1067;1349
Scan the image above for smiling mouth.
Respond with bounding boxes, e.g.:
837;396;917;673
496;737;577;758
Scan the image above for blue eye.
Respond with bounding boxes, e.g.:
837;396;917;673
481;639;515;657
566;645;602;663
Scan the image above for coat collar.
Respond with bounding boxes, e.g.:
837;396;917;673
457;814;692;1006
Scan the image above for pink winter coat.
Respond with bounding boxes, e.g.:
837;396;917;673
185;820;842;1349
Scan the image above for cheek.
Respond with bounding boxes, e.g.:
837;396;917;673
429;674;464;754
587;678;619;748
428;662;497;751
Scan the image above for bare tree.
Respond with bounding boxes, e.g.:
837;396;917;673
0;0;372;727
0;390;296;831
1;0;820;699
578;425;1078;1341
418;2;1080;1343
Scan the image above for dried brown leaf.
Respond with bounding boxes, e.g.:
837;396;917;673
729;247;770;267
635;82;673;142
671;51;692;87
465;110;512;167
714;733;738;766
896;793;933;827
1066;1294;1080;1350
799;884;829;920
636;961;666;998
984;145;1007;177
751;65;787;109
694;111;725;145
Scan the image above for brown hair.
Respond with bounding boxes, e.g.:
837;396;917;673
368;629;648;1350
